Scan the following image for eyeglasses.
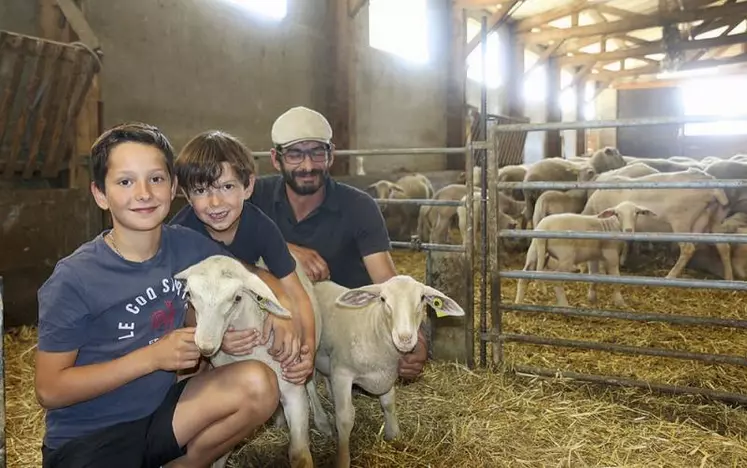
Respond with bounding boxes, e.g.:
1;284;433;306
281;146;330;165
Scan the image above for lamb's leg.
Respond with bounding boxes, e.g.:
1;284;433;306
514;243;537;303
331;373;356;468
714;242;734;281
666;242;697;279
552;260;574;307
586;260;599;304
307;371;333;437
279;382;314;468
379;386;400;441
273;405;287;429
603;250;627;308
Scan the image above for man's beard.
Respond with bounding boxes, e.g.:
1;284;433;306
281;165;328;195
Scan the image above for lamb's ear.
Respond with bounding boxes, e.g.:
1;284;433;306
336;285;383;308
245;289;293;318
597;208;617;219
174;263;200;281
422;286;465;317
389;183;407;195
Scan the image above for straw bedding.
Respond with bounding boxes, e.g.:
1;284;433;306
6;247;747;467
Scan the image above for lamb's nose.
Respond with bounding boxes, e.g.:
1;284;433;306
398;333;413;344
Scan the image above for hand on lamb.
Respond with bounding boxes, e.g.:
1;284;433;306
281;344;316;384
261;314;302;368
220;326;262;356
397;335;427;381
151;327;202;371
288;243;330;282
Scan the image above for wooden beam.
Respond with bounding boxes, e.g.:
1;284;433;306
559;32;747;65
327;0;353;176
687;19;742;62
594;51;747;79
465;0;521;55
348;0;369;19
446;6;467;169
514;0;590;32
55;0;100;51
524;40;564;77
595;5;647;20
519;2;747;44
452;0;504;9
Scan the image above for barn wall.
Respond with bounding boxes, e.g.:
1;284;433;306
588;87;618;151
0;189;100;327
0;1;37;36
352;0;450;174
682;135;747;159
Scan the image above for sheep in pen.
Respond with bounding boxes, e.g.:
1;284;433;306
7;155;747;467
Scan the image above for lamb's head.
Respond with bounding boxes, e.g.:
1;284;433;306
365;180;406;213
577;166;598;182
597;201;657;233
175;255;292;357
334;276;464;353
589;146;626;173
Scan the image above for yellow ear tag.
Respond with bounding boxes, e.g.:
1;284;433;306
431;297;448;318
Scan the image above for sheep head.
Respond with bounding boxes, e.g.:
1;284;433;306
597;201;657;233
175;255;292;357
365;180;406;213
334;276;464;353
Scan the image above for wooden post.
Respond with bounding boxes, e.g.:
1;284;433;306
498;23;524;118
327;0;354;176
446;5;467;170
544;57;562;158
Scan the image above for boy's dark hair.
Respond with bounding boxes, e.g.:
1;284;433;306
175;130;256;193
90;122;176;193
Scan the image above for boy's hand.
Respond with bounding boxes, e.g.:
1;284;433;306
151;327;201;371
261;315;301;367
288;243;330;282
221;326;262;356
282;344;315;384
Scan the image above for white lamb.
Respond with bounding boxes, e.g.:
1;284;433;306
306;276;464;468
175;255;321;468
514;201;658;308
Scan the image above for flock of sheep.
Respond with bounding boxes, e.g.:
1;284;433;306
367;148;747;307
175;253;464;468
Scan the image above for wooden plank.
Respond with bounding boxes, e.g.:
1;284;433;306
519;2;747;44
48;52;96;179
21;44;64;179
42;49;86;177
595;51;747;79
70;72;99;189
524;40;564;77
0;34;27;157
453;0;504;8
464;0;521;56
55;0;101;50
560;31;747;65
40;0;73;43
3;40;47;179
596;5;648;19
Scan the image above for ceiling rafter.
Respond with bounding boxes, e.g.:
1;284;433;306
518;2;747;44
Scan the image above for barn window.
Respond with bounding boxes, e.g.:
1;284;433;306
681;76;747;136
224;0;287;20
369;0;429;64
465;19;501;87
523;56;596;120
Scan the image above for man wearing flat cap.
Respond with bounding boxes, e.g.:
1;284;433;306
249;105;428;380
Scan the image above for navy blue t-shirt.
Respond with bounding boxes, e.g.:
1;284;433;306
169;200;296;280
250;175;392;289
36;224;230;450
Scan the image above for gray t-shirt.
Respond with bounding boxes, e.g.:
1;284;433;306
37;224;229;450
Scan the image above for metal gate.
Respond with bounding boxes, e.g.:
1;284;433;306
486;113;747;405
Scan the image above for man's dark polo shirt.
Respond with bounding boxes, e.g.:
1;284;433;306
250;175;392;289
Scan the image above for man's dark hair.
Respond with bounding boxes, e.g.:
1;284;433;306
175;130;255;193
90;122;175;193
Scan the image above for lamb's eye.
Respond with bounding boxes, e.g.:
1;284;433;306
380;296;386;302
234;295;242;303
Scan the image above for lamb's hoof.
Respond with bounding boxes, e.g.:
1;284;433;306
384;426;400;441
290;449;314;468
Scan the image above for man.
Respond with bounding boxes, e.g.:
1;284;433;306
249;106;428;380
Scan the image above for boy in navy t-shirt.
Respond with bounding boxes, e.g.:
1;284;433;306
169;130;315;384
35;122;285;468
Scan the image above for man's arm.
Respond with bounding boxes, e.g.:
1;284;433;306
362;251;397;284
278;272;316;350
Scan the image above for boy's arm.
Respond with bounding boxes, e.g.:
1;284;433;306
35;265;197;410
35;344;161;410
